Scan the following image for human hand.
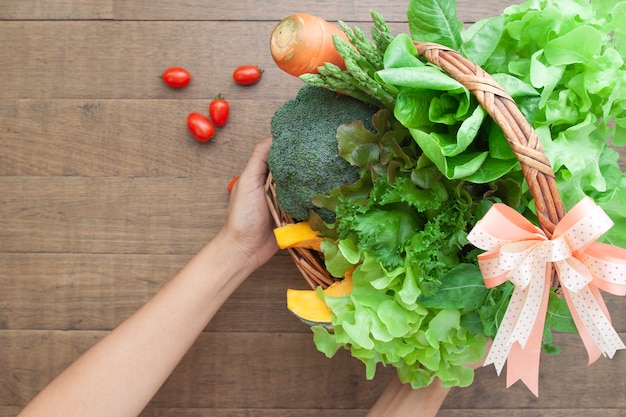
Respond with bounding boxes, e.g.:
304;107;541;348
367;340;491;417
221;137;279;272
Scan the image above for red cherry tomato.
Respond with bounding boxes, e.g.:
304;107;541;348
227;176;240;193
161;66;191;88
209;94;230;127
186;112;215;142
232;65;263;85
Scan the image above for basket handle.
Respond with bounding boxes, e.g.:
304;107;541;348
414;41;566;238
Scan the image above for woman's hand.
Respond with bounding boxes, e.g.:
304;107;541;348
221;137;279;273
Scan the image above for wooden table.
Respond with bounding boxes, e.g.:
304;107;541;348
0;1;624;416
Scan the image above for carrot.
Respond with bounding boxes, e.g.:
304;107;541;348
270;13;349;77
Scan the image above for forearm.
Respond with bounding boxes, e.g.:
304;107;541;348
18;228;255;417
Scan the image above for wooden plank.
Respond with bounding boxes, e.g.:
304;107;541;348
0;407;376;417
0;20;407;100
1;175;343;259
0;330;394;409
2;0;626;415
144;333;626;410
1;251;624;333
112;0;517;23
0;331;104;406
443;333;626;409
0;0;112;20
0;0;518;22
0;176;227;254
439;411;625;417
141;409;372;417
0;99;278;177
1;331;624;411
0;253;313;332
1;408;622;417
0;21;298;100
140;409;626;417
0;14;523;102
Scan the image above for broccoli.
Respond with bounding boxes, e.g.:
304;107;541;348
269;85;379;223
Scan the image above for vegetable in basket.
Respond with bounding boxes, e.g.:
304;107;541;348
287;272;354;328
268;84;378;223
270;13;349;77
269;0;626;394
273;221;323;251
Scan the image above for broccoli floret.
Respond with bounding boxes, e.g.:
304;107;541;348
269;85;379;223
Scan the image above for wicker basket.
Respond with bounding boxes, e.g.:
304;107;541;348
265;173;335;289
265;40;566;290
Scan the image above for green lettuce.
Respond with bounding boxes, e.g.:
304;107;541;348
300;0;626;389
309;111;507;388
405;0;626;243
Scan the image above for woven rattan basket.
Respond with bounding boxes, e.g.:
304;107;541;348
265;40;566;290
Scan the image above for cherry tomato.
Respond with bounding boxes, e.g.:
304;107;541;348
186;112;215;142
227;176;240;193
209;94;230;127
161;66;191;88
232;65;263;85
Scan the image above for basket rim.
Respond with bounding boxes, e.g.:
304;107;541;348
267;41;566;289
264;173;335;289
414;41;565;238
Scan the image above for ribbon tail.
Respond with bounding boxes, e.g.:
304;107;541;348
483;284;524;374
504;276;550;397
563;285;626;364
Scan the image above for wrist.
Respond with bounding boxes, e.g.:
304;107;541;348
209;227;260;279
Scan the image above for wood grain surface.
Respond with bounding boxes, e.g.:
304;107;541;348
1;1;624;416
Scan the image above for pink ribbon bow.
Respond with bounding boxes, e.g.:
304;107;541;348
468;197;626;396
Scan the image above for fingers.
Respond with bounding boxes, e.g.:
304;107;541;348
229;137;272;194
254;136;273;157
242;137;272;179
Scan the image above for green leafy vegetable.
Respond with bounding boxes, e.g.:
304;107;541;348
405;0;626;241
407;0;463;51
417;264;488;310
289;0;626;390
309;109;505;388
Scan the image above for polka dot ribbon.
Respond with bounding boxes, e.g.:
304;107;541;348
467;197;626;396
